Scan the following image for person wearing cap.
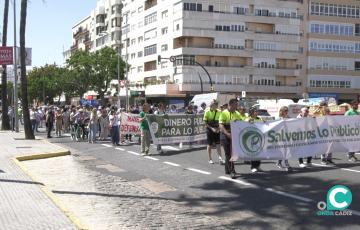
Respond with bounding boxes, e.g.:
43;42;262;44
219;98;243;178
245;107;263;173
297;107;313;168
204;100;224;164
345;101;359;162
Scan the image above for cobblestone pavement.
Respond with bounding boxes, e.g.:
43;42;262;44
0;131;76;230
24;155;230;230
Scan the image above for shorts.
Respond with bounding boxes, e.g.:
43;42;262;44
206;128;220;145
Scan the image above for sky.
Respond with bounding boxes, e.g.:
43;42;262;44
0;0;96;67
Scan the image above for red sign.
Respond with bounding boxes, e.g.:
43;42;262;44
0;47;13;65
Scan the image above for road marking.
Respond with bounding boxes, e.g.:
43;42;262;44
186;168;211;175
265;188;313;203
340;168;360;173
102;144;113;148
219;176;252;186
127;151;140;156
115;147;125;151
161;146;180;151
312;163;360;173
144;156;159;161
163;161;181;167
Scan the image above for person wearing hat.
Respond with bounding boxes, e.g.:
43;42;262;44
219;98;244;178
204;100;224;164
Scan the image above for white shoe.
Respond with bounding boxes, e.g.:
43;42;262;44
251;168;258;173
299;163;307;168
209;160;214;164
218;157;224;165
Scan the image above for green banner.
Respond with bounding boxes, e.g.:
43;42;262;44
146;114;207;144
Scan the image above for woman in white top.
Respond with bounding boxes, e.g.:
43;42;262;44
30;107;37;134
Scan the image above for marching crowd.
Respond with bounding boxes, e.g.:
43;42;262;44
24;98;359;179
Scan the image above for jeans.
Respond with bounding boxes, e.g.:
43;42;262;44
141;129;151;153
31;119;36;134
88;123;98;142
111;125;119;145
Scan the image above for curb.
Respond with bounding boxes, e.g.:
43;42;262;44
13;150;89;230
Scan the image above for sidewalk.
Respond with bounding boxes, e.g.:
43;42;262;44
0;130;77;230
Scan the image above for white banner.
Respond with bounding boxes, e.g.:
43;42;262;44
231;116;360;160
120;113;141;136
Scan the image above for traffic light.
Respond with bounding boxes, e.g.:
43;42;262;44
157;55;161;64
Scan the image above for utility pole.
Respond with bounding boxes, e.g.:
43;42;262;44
13;0;19;132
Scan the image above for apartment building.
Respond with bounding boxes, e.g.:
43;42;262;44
306;0;360;101
121;0;305;100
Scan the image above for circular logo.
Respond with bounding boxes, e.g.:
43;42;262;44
326;185;352;210
150;122;159;134
317;201;327;211
239;127;265;157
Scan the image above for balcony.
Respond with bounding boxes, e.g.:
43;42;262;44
179;82;301;94
145;0;157;11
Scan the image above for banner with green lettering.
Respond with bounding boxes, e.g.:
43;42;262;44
231;116;360;160
146;114;207;144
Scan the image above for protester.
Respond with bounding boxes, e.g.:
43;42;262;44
198;102;207;114
276;106;292;171
204;100;224;164
219;98;243;179
88;108;99;144
154;103;166;154
30;107;37;134
185;105;194;114
139;103;151;156
99;108;110;141
320;106;335;165
245;107;263;173
345;101;359;162
297;107;313;167
109;109;120;146
238;106;247;120
169;105;178;114
55;108;63;137
62;107;71;133
46;107;55;138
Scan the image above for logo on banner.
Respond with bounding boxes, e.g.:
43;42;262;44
150;122;159;134
239;127;264;157
317;185;353;216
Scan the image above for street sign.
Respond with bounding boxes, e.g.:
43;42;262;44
0;47;13;65
242;91;246;98
169;56;176;62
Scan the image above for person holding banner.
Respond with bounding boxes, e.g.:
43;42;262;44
154;103;166;154
219;99;243;179
139;103;151;156
276;106;293;172
345;101;359;162
204;100;224;165
245;107;262;173
320;107;336;165
297;107;313;168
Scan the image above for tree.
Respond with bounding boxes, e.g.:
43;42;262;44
91;47;125;103
1;0;11;130
66;50;93;98
19;0;34;139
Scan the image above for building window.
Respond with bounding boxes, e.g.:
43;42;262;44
162;10;168;19
209;5;213;12
138;66;143;72
161;44;168;51
161;27;168;35
144;44;157;56
145;12;157;26
138;36;143;43
138;51;143;57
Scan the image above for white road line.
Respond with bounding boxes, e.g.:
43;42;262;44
340;168;360;173
186;168;211;175
312;163;360;173
127;151;140;156
144;156;159;161
218;176;252;186
161;146;180;151
115;147;125;151
163;161;181;167
102;144;113;148
265;188;313;203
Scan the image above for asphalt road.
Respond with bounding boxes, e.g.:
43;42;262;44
38;130;360;229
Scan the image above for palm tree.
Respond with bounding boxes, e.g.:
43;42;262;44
19;0;34;139
1;0;11;130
